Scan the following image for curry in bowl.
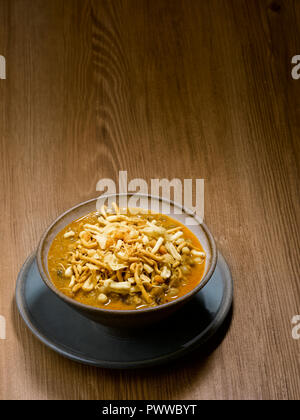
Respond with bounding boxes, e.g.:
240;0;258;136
48;204;206;310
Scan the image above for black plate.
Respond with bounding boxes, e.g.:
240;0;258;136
15;252;233;368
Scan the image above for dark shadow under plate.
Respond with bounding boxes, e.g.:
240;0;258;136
15;252;233;368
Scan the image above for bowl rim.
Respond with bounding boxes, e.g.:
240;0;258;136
37;193;217;316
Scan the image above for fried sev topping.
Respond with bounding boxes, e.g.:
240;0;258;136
61;204;206;308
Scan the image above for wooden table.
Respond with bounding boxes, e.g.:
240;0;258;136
0;0;299;400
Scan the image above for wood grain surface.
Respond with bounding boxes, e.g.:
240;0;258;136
0;0;299;400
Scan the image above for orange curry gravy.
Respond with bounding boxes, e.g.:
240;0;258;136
48;211;206;310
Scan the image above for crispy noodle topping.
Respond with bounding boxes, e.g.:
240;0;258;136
56;204;206;308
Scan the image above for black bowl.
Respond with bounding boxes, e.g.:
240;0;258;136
37;194;217;328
